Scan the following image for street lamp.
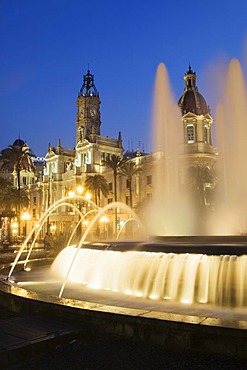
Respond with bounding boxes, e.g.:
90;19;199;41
100;216;109;239
68;190;75;198
11;221;18;241
85;192;91;206
76;185;84;195
21;212;31;236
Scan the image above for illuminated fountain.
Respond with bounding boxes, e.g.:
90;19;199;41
3;60;247;317
47;60;247;310
212;58;247;235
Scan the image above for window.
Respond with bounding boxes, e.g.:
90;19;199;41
86;151;91;164
147;175;152;185
32;209;36;218
187;125;195;143
33;196;37;205
108;182;113;191
108;198;113;204
23;177;27;185
204;125;210;143
126;179;130;189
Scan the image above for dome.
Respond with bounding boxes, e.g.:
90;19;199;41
178;66;210;115
13;138;25;147
178;90;210;115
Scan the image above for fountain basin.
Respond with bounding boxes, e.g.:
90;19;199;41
0;259;247;360
2;233;247;359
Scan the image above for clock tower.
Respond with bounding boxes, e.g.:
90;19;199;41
76;69;101;143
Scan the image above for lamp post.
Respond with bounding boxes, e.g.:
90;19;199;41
47;176;52;233
100;216;109;239
76;187;91;231
76;185;83;196
21;212;31;237
67;186;92;237
11;221;18;240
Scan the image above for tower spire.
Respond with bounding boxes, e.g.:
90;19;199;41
76;69;101;144
184;65;197;90
79;69;99;97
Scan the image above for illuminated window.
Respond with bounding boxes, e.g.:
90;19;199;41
187;125;195;143
204;125;210;143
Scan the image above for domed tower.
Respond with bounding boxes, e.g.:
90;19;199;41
178;66;217;210
76;69;101;144
13;138;25;148
178;65;214;155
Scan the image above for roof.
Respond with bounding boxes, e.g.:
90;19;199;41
178;66;210;116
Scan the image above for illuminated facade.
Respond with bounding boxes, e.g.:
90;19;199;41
42;70;123;236
0;67;217;240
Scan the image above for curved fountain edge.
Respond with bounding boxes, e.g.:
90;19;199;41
0;262;247;359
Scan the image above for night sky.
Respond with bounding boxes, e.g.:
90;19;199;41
1;0;247;156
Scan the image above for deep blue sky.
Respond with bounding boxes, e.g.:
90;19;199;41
1;0;247;156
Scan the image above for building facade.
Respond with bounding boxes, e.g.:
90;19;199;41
0;67;217;241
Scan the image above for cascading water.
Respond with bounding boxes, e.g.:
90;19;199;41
51;245;247;307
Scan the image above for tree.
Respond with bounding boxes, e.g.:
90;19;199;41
0;186;29;212
84;174;109;206
120;161;142;208
0;144;35;231
103;155;125;231
186;165;217;207
103;155;125;202
0;177;12;192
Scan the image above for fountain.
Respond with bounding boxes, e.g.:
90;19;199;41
213;58;247;235
1;61;247;359
45;60;247;309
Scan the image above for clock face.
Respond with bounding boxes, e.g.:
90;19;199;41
90;109;97;117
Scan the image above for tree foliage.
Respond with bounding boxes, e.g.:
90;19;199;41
186;165;218;207
84;174;109;206
0;144;35;177
0;186;29;211
0;144;34;230
120;161;142;208
103;155;125;202
103;155;125;232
